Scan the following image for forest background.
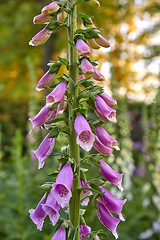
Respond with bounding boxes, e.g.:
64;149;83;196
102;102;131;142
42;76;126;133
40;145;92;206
0;0;160;239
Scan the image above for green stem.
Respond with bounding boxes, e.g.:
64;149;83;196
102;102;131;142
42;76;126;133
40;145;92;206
68;1;80;239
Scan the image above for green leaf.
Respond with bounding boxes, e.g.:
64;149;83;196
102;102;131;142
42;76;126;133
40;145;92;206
58;126;70;135
46;20;62;31
68;226;79;240
48;61;62;74
48;127;59;138
77;13;93;19
58;56;69;67
46;117;69;124
48;170;59;177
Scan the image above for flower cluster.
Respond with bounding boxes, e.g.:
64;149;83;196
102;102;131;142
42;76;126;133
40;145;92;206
28;0;126;239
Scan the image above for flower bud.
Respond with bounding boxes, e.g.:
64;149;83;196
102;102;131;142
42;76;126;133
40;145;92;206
95;34;110;48
87;0;100;7
41;1;60;15
29;28;52;46
87;38;100;49
33;13;52;24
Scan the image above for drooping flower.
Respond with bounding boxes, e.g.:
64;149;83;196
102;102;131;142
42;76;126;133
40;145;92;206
80;58;94;75
93;136;112;156
33;13;52;24
51;162;73;208
51;225;66;240
29;193;47;231
92;66;105;81
100;92;117;107
94;95;116;123
29;105;59;132
76;39;91;56
36;70;55;91
29;28;52;46
74;113;95;151
87;38;100;49
95;34;110;48
80;180;92;206
41;1;60;15
99;186;127;221
95;125;119;150
46;81;67;108
79;224;91;239
41;191;61;225
96;200;120;239
32;132;55;169
98;160;123;191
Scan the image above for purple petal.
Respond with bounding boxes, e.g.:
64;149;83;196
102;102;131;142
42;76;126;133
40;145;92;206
33;13;52;24
29;28;52;46
32;133;55;169
98;160;123;191
41;1;60;15
56;162;73;189
92;66;105;81
51;225;66;240
80;58;94;75
80;180;92;206
76;39;91;56
93;136;112;155
96;200;120;239
99;186;127;221
87;38;100;49
95;34;110;48
41;192;61;225
36;70;55;91
51;183;72;208
100;92;117;107
29;193;47;231
79;225;91;239
46;81;67;108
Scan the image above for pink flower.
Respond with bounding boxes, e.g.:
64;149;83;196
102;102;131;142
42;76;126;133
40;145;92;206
76;39;91;56
51;225;66;240
32;133;55;169
93;136;112;156
95;34;110;48
29;28;52;46
80;180;92;206
51;162;73;208
96;200;120;239
36;70;55;91
33;13;52;24
41;191;61;225
74;113;95;151
29;193;47;231
99;186;127;221
98;160;123;191
58;95;67;114
41;1;60;15
79;225;91;239
92;66;105;81
100;92;117;107
80;58;94;75
94;95;116;123
46;81;67;108
95;125;119;150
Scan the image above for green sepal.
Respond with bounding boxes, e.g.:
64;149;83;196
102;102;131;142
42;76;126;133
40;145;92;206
73;107;88;119
48;126;59;138
48;170;59;177
86;98;95;110
73;33;87;44
76;28;100;39
58;56;69;68
49;102;59;111
77;13;93;27
48;61;62;74
78;92;91;100
39;182;53;191
46;20;63;31
68;226;79;240
46;117;69;124
80;169;86;181
58;125;70;135
80;215;86;225
58;0;67;7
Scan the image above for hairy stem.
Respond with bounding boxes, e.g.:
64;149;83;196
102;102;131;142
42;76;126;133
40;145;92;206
68;1;80;239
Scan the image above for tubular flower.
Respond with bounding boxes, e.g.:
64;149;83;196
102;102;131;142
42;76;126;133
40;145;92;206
95;34;110;48
29;105;59;132
76;39;91;56
93;136;112;156
95;125;119;150
51;225;66;240
29;193;47;231
100;92;117;107
41;1;60;15
74;113;95;151
36;70;55;91
94;95;116;123
99;186;127;221
87;38;100;49
51;162;73;208
80;180;92;206
32;133;55;169
80;58;94;75
33;13;52;24
46;81;67;108
58;95;67;114
29;28;52;46
41;191;61;225
92;66;105;81
98;160;123;191
96;200;120;239
79;225;91;239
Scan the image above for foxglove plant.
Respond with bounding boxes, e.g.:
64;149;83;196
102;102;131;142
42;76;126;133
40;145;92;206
28;0;126;239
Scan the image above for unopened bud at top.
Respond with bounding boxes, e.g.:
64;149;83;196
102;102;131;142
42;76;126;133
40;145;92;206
33;13;52;24
41;1;60;15
87;0;100;7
